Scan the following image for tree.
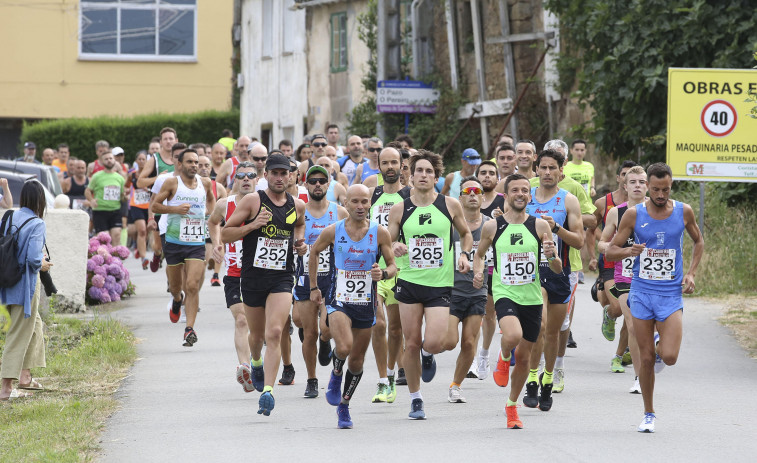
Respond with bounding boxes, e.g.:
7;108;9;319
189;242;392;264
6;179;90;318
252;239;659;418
547;0;757;162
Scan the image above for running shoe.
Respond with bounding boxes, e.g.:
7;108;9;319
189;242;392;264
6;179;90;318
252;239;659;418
611;356;625;373
337;403;353;429
149;252;162;273
578;271;585;284
476;351;490;380
257;391;275;416
304;378;319;398
386;375;397;403
278;364;295;385
466;359;479;379
629;377;641;394
638;412;655;433
493;350;510;387
396;368;407;386
621;347;633;366
408;398;426;420
372;383;389;403
134;249;140;259
210;276;220;287
505;404;523;429
318;337;332;366
602;306;616;341
236;363;254;393
654;334;665;373
448;385;466;403
567;331;577;348
553;368;565;393
538;373;553;412
169;292;184;323
326;371;343;406
182;327;197;347
523;381;539;408
141;258;149;270
421;354;437;383
250;364;265;392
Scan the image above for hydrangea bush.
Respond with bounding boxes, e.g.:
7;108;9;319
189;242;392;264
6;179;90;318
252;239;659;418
85;232;135;305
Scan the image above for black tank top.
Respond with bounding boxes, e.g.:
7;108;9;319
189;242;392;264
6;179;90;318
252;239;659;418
67;176;88;197
480;194;505;218
241;190;298;277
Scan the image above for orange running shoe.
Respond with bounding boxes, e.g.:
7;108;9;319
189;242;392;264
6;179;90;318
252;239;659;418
493;350;511;387
505;404;522;429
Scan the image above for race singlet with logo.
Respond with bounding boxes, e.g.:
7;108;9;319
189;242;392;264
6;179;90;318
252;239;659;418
224;195;243;278
631;201;685;295
397;194;454;287
165;176;207;246
613;203;635;283
491;215;543;306
525;187;571;277
241;191;297;277
330;220;379;309
370;185;411;271
301;202;338;277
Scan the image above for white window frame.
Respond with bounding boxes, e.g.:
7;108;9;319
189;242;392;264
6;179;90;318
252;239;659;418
79;0;198;63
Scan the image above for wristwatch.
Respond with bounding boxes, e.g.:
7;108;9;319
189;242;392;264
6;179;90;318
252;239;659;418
381;270;388;280
552;224;560;233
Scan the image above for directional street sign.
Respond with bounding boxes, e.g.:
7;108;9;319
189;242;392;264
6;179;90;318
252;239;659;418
376;80;440;114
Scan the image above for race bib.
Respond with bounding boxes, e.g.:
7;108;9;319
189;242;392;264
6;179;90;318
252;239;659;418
303;245;330;275
179;218;205;243
621;256;635;278
408;237;443;269
638;249;675;280
226;241;243;268
134;189;150;205
371;204;393;227
335;269;372;304
455;241;493;267
540;233;559;264
500;252;537;285
103;185;121;201
254;237;288;270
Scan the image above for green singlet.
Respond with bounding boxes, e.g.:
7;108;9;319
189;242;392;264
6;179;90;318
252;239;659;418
491;215;543;306
155;152;175;175
397;194;454;287
370;185;411;269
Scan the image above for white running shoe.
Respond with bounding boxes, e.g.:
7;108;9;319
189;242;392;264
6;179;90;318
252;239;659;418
629;377;641;394
448;385;466;403
638;412;655;433
466;359;479;379
653;333;665;373
476;351;490;380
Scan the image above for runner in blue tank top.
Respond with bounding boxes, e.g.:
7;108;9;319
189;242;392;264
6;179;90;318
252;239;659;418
292;166;347;398
607;162;704;434
522;149;584;412
308;184;397;429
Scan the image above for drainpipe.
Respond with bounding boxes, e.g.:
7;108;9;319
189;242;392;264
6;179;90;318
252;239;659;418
470;0;489;154
444;0;458;90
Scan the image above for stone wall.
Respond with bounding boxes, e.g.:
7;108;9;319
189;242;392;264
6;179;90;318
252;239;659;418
44;208;89;311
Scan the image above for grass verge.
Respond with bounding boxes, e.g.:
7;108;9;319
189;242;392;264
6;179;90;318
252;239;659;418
718;296;757;360
0;315;136;462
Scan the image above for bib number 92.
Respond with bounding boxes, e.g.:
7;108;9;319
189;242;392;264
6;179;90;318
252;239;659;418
336;269;372;304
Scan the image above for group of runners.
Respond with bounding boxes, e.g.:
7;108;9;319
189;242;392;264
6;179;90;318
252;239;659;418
90;126;702;433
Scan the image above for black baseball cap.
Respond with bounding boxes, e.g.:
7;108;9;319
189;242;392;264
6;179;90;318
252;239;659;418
265;153;291;171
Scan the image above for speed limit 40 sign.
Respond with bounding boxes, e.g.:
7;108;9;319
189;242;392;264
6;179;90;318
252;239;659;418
667;68;757;182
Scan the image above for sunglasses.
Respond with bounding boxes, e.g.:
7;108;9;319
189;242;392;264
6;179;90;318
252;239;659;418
252;156;267;162
312;142;327;148
307;177;329;185
235;172;257;180
289;165;299;172
367;147;382;152
461;186;483;196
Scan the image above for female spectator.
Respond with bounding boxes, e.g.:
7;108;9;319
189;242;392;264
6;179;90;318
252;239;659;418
295;143;314;184
125;150;150;269
0;180;49;400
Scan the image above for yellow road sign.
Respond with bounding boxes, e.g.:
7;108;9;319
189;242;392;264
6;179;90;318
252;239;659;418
667;68;757;182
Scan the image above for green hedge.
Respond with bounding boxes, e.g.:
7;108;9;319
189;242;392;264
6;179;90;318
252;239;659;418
20;110;239;164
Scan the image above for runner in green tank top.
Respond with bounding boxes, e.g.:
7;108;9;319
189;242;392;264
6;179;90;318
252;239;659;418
386;150;473;420
368;146;410;403
473;173;562;429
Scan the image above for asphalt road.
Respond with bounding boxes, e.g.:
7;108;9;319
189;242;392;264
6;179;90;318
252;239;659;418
100;257;757;462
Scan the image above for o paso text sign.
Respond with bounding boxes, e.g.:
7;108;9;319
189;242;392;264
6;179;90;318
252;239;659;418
376;80;439;114
667;68;757;182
